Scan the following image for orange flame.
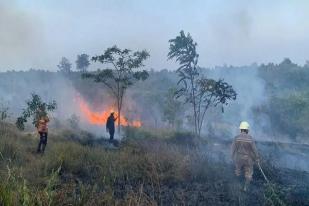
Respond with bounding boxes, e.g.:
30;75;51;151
77;97;142;127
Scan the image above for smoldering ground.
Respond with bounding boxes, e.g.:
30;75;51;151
0;64;308;172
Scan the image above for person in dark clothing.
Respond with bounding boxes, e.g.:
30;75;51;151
36;115;50;153
106;112;117;141
37;131;48;153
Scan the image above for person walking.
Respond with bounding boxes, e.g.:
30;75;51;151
232;121;259;191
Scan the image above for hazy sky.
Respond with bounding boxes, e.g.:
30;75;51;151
1;0;309;71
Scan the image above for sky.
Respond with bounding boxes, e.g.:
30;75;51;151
1;0;309;71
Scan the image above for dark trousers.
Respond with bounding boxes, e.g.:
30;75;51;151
37;132;48;153
109;129;115;141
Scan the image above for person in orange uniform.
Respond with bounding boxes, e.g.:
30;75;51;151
37;115;50;154
232;121;259;191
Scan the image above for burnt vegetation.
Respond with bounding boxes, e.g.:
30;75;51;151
0;32;309;205
0;122;308;205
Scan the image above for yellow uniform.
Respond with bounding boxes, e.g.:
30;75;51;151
231;132;258;181
37;116;49;133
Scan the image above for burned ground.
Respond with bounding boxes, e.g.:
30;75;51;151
0;122;308;206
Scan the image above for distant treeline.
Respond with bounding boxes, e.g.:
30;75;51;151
0;58;308;142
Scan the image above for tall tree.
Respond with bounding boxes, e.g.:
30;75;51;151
168;31;236;137
57;57;72;73
168;31;199;136
82;45;149;133
76;54;90;72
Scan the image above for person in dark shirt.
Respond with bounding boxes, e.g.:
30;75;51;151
106;112;117;141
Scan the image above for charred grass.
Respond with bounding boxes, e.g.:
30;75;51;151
0;122;308;205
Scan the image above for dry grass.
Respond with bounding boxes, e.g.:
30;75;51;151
0;121;307;205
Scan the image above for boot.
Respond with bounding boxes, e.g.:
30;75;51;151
243;179;250;192
37;142;42;153
41;144;46;154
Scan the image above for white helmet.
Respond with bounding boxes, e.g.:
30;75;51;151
239;121;250;130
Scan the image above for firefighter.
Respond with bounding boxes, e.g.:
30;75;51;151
106;112;117;141
36;114;50;154
231;121;259;191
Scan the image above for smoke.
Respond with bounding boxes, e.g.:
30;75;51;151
0;70;145;137
200;65;270;140
0;71;79;127
0;2;46;70
199;66;309;172
0;68;308;172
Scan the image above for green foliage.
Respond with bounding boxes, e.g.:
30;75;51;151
18;179;31;206
83;46;150;93
168;31;236;137
16;93;57;130
197;79;237;107
264;183;286;206
0;184;13;206
82;45;150;132
168;31;199;102
0;164;61;206
0;120;308;205
45;165;61;206
266;92;309;139
258;59;309;140
76;53;90;72
168;30;199;71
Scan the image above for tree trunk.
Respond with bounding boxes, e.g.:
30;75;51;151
117;103;121;135
191;77;198;138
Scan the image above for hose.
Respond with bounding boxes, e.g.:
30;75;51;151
257;161;270;184
257;161;286;206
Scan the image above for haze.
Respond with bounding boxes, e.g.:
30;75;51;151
1;0;309;71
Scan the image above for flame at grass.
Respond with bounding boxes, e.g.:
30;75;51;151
77;97;142;127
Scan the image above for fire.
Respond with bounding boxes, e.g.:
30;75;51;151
77;97;142;127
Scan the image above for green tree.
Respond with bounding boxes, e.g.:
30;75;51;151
267;92;309;139
57;57;72;73
82;45;149;133
168;31;236;137
16;93;57;130
195;78;236;135
76;54;90;72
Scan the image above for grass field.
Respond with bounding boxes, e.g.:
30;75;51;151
0;121;308;205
